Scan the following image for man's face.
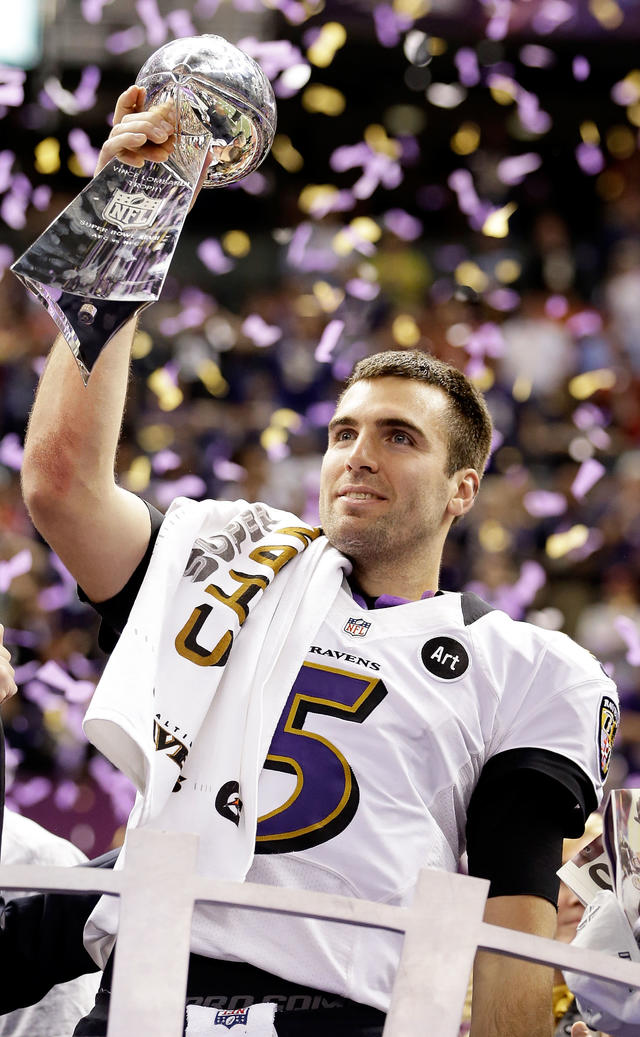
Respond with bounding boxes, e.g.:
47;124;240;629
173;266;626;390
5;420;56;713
319;377;459;567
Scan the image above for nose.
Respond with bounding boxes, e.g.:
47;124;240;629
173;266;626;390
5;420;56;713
345;432;379;472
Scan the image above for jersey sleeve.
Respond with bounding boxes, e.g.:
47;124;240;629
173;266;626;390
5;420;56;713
77;501;164;652
479;619;619;832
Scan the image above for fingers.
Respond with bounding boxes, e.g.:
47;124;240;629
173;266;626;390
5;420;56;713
95;88;177;175
0;625;17;704
570;1023;590;1037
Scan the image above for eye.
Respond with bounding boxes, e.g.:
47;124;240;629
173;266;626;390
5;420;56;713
334;429;355;442
390;430;412;445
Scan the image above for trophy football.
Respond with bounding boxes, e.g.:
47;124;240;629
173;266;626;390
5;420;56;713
11;35;277;383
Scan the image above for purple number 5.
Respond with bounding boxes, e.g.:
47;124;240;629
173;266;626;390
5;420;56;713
255;661;387;853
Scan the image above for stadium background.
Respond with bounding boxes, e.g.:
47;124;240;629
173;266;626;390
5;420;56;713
0;0;639;856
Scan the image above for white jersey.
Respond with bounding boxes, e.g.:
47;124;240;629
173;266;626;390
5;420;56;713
179;580;615;1010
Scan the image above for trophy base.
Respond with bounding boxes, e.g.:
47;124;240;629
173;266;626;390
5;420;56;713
21;276;147;385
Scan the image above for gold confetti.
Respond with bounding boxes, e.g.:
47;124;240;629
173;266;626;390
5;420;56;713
580;120;600;144
470;366;495;391
489;77;517;105
479;519;511;552
392;314;421;346
451;122;481;156
596;170;625;201
127;456;152;492
132;330;153;359
198;360;229;397
272;134;304;172
307;22;347;67
261;426;288;450
569;368;616;399
137;424;174;451
350;216;382;242
298;183;338;215
512;375;532;402
589;0;623;29
34;137;61;174
495;258;521;283
272;408;302;430
147;369;184;411
393;0;431;16
483;203;517;239
455;261;489;292
222;230;251;257
302;84;346;116
68;156;89;177
546;525;589;559
427;36;447;56
313;280;345;312
606;125;635;159
364;124;400;158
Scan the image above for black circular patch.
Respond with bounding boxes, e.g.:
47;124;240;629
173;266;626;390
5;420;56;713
421;637;470;680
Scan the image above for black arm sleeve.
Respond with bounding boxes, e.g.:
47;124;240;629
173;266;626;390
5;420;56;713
466;748;597;908
77;501;164;653
0;849;119;1013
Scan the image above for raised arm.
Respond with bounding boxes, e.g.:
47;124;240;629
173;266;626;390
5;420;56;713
21;88;178;602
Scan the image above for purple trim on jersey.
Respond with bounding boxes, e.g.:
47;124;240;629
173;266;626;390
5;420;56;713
352;589;436;610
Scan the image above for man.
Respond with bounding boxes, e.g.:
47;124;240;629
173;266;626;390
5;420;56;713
20;88;618;1037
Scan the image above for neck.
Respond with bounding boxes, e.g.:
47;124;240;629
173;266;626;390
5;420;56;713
350;555;441;601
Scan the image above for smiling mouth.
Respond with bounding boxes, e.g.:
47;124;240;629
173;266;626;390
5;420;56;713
339;492;385;501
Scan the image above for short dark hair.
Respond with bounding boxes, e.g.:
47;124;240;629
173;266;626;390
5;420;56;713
340;350;493;477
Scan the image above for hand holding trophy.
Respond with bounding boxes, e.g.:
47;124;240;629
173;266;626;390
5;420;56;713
11;35;277;383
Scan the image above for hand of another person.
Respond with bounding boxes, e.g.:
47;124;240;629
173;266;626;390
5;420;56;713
0;625;17;703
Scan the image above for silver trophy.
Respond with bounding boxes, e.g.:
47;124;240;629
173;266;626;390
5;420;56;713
11;35;277;382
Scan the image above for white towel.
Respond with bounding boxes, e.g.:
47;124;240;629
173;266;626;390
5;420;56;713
83;497;348;882
186;1003;277;1035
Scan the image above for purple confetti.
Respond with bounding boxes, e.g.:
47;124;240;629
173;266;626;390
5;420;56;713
166;9;197;37
545;294;569;319
306;401;335;427
573;56;590;81
54;780;80;811
213;459;247;482
571;458;606;499
36;660;95;703
373;4;412;47
614;615;640;666
0;432;24;470
154;475;207;507
565;310;602;337
496;152;542;186
68;128;100;176
532;0;574;33
152;449;181;474
195;0;221;14
520;45;555;68
573;403;607;431
576;142;605;175
486;288;520;311
242;314;283;348
383;208;423;240
136;0;168;45
611;78;638;107
82;0;112;21
0;549;32;592
523;490;567;517
455;48;480;88
345;278;380;301
481;0;512;40
31;185;52;211
197;238;235;274
105;26;146;54
315;319;345;363
0;69;26;108
10;777;53;807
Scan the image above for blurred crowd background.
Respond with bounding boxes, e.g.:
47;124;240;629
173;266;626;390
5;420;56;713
1;0;640;856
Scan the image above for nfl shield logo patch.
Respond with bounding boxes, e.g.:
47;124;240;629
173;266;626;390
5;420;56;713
214;1008;251;1028
344;616;371;638
103;189;163;230
599;695;619;780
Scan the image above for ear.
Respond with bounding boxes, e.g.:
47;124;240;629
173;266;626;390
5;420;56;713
447;469;480;519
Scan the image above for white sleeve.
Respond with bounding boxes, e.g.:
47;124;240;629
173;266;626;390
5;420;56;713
482;621;619;807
